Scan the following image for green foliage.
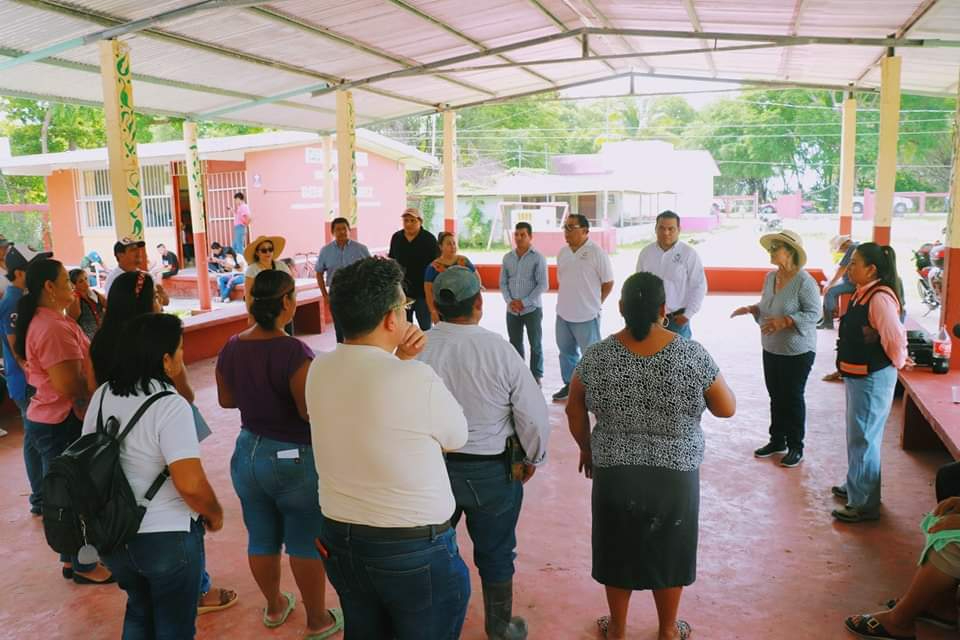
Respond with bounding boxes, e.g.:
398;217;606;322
459;199;490;248
421;197;437;232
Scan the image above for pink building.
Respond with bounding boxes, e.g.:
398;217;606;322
0;131;436;267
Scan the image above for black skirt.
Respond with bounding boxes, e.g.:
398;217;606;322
592;465;699;590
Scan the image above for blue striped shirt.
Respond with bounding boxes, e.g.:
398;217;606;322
500;247;548;316
315;239;371;288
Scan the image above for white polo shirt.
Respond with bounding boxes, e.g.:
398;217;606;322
557;238;615;323
307;343;468;527
635;240;707;316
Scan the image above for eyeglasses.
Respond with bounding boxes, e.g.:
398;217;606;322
258;246;274;254
562;225;583;231
768;242;783;253
391;298;415;313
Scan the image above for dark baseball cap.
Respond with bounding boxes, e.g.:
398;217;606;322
433;266;481;305
6;245;53;281
113;236;146;256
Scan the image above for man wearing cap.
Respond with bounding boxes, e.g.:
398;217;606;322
1;245;51;510
307;257;471;638
388;207;439;330
419;265;549;640
105;238;169;305
315;217;371;343
553;214;615;401
634;210;707;339
819;235;859;331
501;222;548;386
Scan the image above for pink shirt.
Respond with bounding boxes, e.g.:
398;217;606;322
233;203;250;227
854;280;908;369
25;307;91;424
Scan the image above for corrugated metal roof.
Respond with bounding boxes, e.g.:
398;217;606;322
0;0;957;132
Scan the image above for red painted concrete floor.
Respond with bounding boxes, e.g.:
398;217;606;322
0;293;956;640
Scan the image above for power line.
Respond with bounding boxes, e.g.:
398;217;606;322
432;130;952;141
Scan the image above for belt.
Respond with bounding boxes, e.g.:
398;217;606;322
323;517;451;540
446;451;506;462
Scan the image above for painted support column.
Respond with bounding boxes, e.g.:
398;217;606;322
940;71;960;364
183;121;212;311
324;134;334;240
838;92;857;237
336;91;357;228
99;40;145;245
872;54;902;246
443;109;457;234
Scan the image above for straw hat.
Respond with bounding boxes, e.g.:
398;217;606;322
244;235;286;266
829;234;852;254
759;229;807;268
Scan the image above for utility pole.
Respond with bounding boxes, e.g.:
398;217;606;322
517;143;522;169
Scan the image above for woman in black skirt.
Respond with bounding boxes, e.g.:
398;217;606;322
567;272;736;640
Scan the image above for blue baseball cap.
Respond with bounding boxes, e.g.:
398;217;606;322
433;266;480;305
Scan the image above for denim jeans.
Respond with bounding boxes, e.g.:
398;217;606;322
406;296;432;331
666;318;692;339
842;365;898;512
232;225;246;254
762;350;815;451
330;306;345;344
822;281;857;323
506;308;544;380
319;522;470;640
230;429;324;558
16;396;42;511
103;518;204;640
26;412;96;572
217;273;243;300
447;458;523;584
556;315;602;384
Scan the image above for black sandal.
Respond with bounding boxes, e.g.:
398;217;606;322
844;614;915;640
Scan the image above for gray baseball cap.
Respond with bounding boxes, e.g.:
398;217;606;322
433;266;480;305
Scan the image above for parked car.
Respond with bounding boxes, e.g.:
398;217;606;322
852;195;914;214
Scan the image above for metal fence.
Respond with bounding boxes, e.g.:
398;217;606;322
141;164;173;228
75;169;114;231
205;171;247;247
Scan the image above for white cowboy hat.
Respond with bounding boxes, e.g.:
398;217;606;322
760;229;807;268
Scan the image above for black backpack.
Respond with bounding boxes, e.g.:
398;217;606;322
41;390;175;557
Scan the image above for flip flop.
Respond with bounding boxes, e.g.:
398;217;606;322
676;620;692;639
263;591;296;629
823;371;843;382
884;598;958;630
845;614;915;640
305;608;344;640
198;588;239;615
597;616;610;637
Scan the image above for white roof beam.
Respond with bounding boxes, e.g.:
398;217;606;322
682;0;718;77
526;0;617;73
574;0;655;72
855;0;942;83
778;0;806;80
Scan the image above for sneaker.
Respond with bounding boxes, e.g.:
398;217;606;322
831;485;848;499
780;449;803;467
551;384;569;401
832;505;880;523
754;442;787;458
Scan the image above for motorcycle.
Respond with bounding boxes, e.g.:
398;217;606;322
914;239;944;315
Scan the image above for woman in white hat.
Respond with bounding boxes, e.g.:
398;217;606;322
731;230;821;468
243;235;290;311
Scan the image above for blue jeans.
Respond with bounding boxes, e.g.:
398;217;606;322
26;412;96;572
16;396;42;511
406;296;432;331
230;429;324;558
319;522;470;640
823;281;857;324
506;308;544;380
666;318;692;339
103;518;204;640
217;273;243;300
232;225;246;254
556;315;602;384
447;458;523;583
843;365;898;512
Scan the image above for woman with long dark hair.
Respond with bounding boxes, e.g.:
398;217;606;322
831;242;909;524
16;258;112;584
88;269;237;615
83;313;224;639
567;272;736;640
216;270;343;638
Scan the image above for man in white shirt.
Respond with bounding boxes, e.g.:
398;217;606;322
105;237;169;306
419;266;550;640
306;256;472;639
635;211;707;339
553;214;615;401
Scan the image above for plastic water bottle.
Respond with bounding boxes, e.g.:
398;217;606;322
933;326;952;374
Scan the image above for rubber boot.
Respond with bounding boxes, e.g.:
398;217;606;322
482;580;528;640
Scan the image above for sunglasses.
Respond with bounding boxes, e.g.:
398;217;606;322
768;242;783;253
258;246;274;254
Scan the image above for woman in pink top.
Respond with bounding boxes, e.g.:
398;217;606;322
231;192;251;254
831;243;908;524
14;258;113;584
